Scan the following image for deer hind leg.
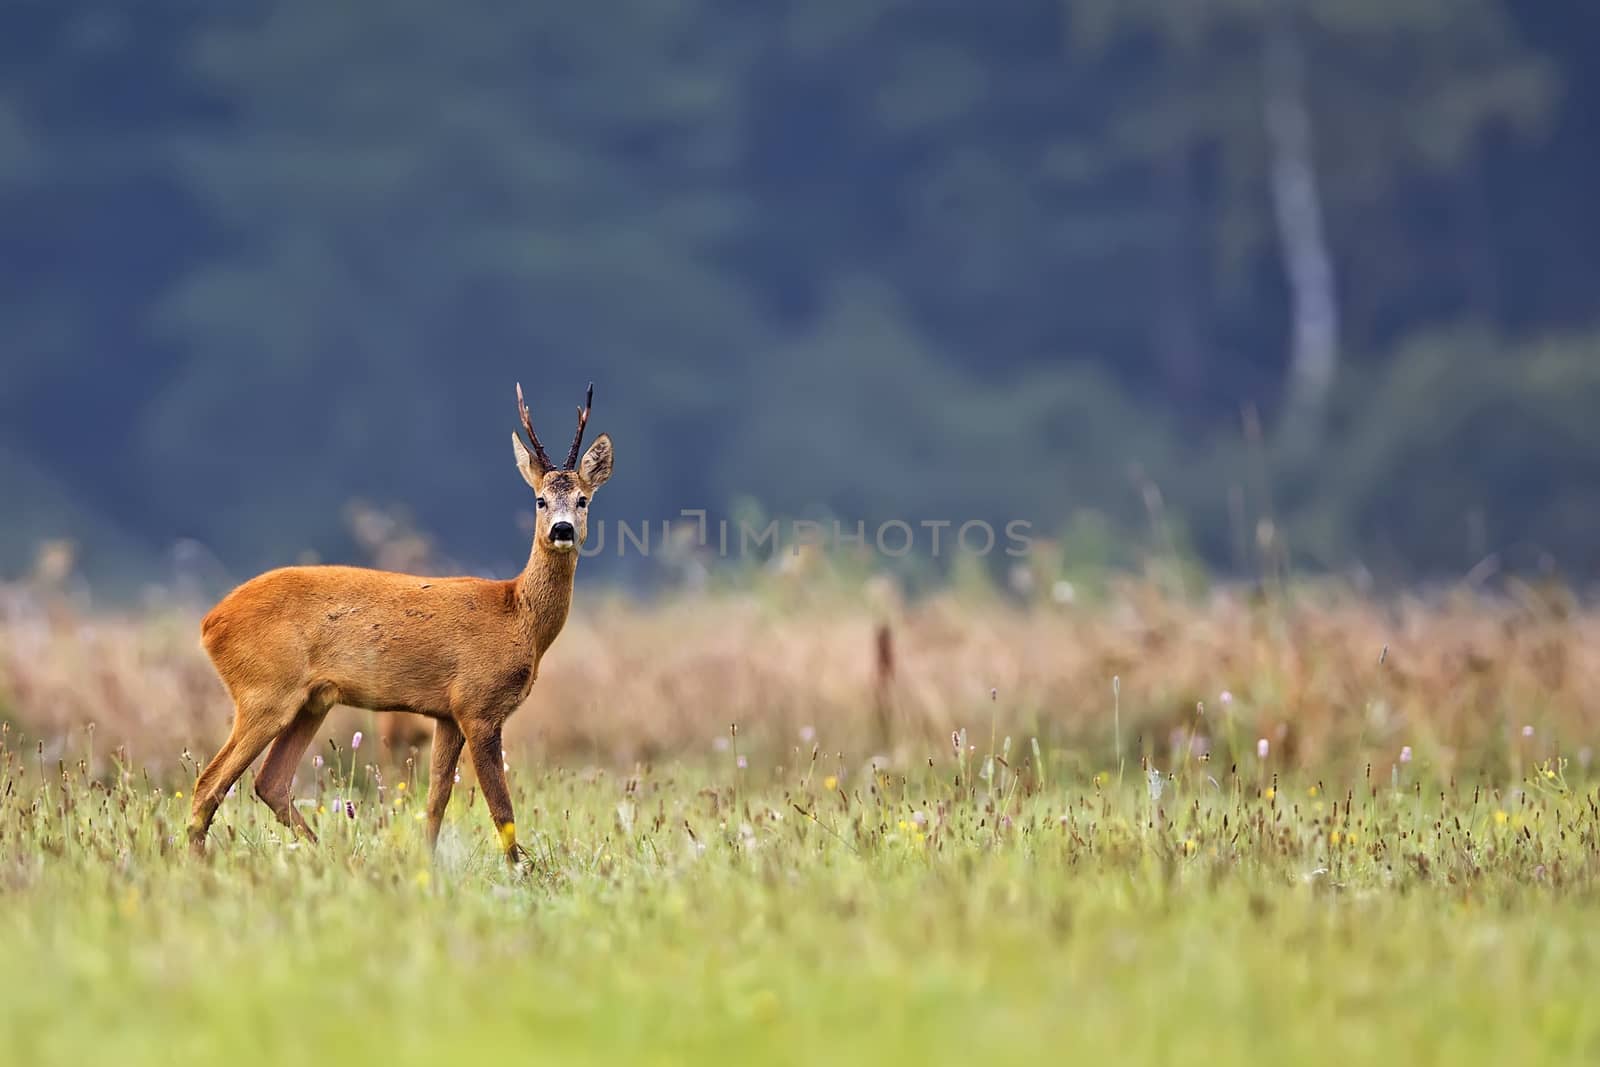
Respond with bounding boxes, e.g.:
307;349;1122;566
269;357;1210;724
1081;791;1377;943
253;691;333;843
424;717;466;852
187;688;306;856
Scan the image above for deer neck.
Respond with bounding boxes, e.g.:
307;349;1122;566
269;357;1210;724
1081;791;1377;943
514;542;579;655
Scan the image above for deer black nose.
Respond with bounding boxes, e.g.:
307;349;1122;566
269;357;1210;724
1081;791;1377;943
550;521;575;543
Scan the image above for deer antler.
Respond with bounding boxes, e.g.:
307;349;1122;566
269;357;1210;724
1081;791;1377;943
515;383;554;473
564;382;594;470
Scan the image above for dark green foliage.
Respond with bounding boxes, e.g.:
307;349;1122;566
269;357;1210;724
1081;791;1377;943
0;1;1597;586
1297;330;1600;576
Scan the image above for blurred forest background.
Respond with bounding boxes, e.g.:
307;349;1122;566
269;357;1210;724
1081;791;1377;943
3;0;1599;595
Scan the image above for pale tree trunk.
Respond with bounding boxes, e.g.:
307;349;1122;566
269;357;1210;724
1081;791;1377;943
1263;0;1338;444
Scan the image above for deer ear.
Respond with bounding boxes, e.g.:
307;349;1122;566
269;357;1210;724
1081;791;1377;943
579;433;613;489
511;432;542;490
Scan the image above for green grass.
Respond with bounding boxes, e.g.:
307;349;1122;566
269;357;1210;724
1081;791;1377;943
2;733;1598;1066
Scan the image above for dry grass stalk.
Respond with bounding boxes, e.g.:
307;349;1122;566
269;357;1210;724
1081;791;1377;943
1;578;1594;781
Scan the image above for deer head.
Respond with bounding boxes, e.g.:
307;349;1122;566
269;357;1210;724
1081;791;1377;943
512;382;614;552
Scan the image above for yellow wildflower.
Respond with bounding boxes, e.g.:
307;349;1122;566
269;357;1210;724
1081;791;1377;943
823;775;838;791
397;781;407;791
897;820;909;832
749;990;780;1022
174;790;183;799
1329;830;1342;846
1182;838;1198;856
1264;787;1276;801
1307;785;1319;798
912;831;926;846
1494;810;1508;825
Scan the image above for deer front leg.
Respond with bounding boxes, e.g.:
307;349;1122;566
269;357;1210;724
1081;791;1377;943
425;717;466;852
461;718;522;869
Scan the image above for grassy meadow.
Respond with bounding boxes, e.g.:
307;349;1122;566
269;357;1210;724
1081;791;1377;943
3;572;1600;1064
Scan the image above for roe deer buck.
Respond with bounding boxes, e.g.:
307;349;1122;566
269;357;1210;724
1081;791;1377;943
188;383;613;866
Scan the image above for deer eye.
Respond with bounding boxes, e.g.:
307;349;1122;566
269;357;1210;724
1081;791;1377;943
536;497;547;509
577;497;588;509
